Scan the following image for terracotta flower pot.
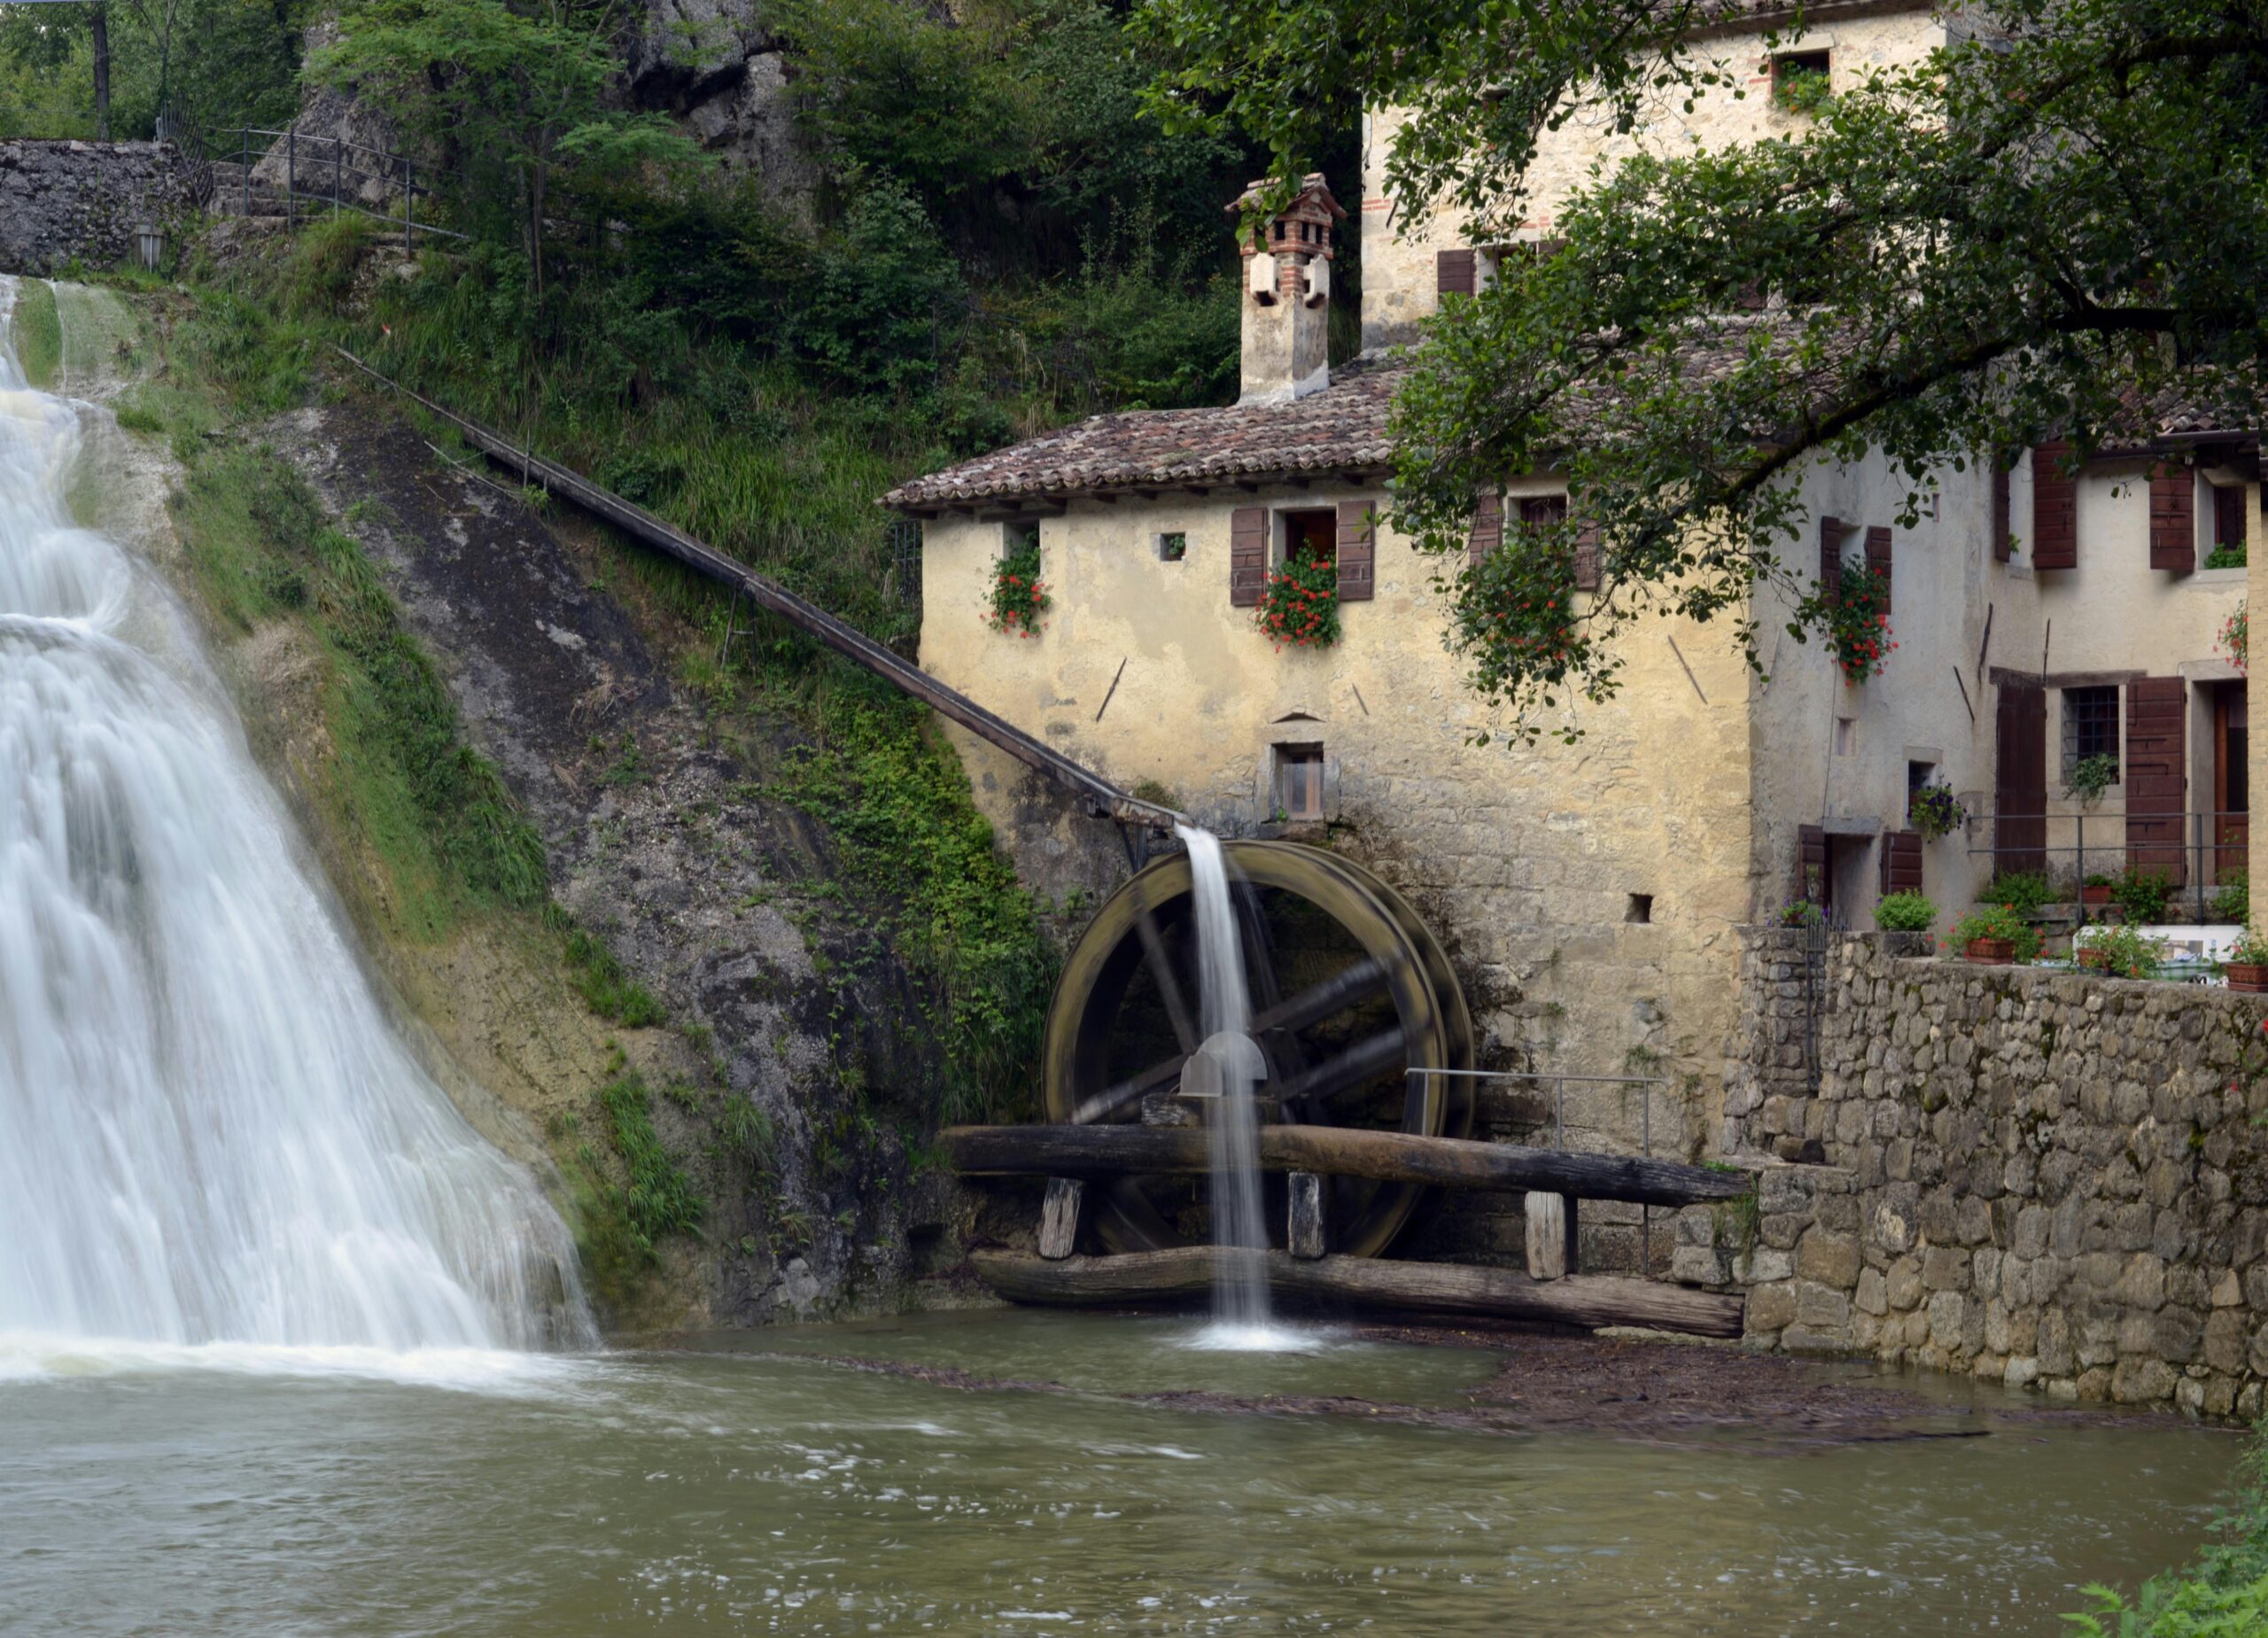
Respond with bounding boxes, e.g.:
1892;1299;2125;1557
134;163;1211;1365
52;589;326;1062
2226;962;2268;994
1965;937;2016;966
2077;947;2110;972
2082;884;2113;906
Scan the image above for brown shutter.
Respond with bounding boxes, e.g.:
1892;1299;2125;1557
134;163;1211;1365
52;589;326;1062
2031;441;2078;570
1993;680;2047;873
1436;249;1475;296
1991;456;2011;563
1798;824;1828;904
1467;491;1503;565
1573;516;1602;591
1336;500;1376;602
2148;464;2195;573
1229;505;1268;607
1818;515;1843;600
2125;677;2187;883
1878;829;1923;895
1865;525;1892;612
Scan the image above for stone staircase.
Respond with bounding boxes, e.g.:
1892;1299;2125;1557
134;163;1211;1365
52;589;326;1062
203;159;291;220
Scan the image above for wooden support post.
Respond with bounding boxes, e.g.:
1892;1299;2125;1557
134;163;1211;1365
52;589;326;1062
1526;1192;1567;1281
1565;1193;1581;1277
1287;1173;1326;1260
1037;1177;1084;1261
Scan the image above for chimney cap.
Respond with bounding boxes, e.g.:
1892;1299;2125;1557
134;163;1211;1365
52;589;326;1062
1225;172;1348;223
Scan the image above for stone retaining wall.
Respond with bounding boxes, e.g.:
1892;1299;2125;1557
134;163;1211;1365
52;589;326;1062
1685;931;2268;1416
0;142;189;276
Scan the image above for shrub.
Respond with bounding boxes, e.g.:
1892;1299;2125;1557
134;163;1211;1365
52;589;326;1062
1875;891;1936;932
2077;923;2168;980
2111;866;2176;927
1254;557;1341;648
1950;902;2040;960
2206;540;2249;570
2225;924;2268;966
2211;869;2249;926
2065;752;2117;807
2066;1425;2268;1635
1777;897;1825;929
1983;870;2054;917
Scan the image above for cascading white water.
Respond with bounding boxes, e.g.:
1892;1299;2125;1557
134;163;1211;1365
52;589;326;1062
1174;824;1283;1345
0;279;593;1370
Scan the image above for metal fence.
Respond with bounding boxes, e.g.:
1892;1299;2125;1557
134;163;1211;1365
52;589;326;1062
198;124;467;249
1969;806;2248;924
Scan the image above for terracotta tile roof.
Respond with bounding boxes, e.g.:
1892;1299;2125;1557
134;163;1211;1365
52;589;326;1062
881;359;1402;511
2096;374;2261;454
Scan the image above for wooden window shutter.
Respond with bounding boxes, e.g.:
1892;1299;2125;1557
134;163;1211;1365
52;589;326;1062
1993;680;2047;873
1467;491;1503;565
1991;457;2011;563
1817;516;1843;600
2148;465;2195;573
1573;516;1602;592
1336;500;1376;601
2124;676;2187;883
1878;829;1922;895
1229;505;1268;607
2031;440;2078;570
1798;824;1827;903
1436;249;1476;297
1864;525;1892;612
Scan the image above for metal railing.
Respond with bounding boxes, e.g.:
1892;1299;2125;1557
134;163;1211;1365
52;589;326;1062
1968;805;2249;924
1406;1067;1673;1276
198;124;467;248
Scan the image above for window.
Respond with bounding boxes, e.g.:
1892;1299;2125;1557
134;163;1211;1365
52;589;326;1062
1277;743;1325;821
2062;687;2120;781
2210;483;2248;566
1278;508;1337;569
1003;519;1040;559
1157;532;1187;563
1835;716;1857;757
1773;50;1831;112
1626;893;1654;925
1907;760;1935;817
1517;494;1568;532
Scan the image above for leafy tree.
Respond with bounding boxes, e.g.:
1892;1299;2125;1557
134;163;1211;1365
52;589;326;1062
1136;0;2268;734
312;0;704;292
0;0;304;138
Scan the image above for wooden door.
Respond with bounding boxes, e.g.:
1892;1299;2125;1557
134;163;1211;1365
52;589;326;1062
2125;677;2187;885
2215;681;2249;880
1993;681;2047;874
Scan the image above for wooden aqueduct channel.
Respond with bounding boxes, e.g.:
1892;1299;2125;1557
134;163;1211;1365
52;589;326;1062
337;349;1753;1340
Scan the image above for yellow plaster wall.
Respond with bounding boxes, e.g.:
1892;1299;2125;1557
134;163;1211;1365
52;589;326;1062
1359;7;1946;347
920;484;1758;1147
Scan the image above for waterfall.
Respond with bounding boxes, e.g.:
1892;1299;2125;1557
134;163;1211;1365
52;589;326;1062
0;279;593;1370
1175;825;1285;1346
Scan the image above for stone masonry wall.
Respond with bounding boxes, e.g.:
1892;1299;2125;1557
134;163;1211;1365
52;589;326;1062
1684;931;2268;1417
0;142;189;276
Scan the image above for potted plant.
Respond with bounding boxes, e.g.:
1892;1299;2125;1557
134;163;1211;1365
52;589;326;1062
1950;903;2033;965
1254;557;1342;650
1875;891;1936;932
2076;924;2169;980
1908;783;1965;841
1776;897;1825;930
984;538;1051;637
2225;926;2268;994
2109;866;2174;928
1823;563;1895;684
2064;754;2117;809
2081;872;2116;908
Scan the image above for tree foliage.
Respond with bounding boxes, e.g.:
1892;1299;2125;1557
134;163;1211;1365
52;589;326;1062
1137;0;2268;734
0;0;305;136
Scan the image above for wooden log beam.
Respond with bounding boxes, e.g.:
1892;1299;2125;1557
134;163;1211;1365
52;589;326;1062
944;1123;1753;1208
328;346;1182;833
970;1248;1745;1339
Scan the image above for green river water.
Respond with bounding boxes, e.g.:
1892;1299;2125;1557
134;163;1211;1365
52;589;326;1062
0;1310;2241;1635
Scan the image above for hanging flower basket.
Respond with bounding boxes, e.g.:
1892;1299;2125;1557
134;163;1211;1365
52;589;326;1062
1909;782;1966;840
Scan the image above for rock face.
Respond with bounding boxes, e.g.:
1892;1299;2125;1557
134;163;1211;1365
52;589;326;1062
0;142;189;275
1688;928;2268;1418
625;0;817;213
247;22;404;207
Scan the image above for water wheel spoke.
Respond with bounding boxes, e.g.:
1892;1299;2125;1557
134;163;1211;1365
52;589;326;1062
1130;890;1200;1055
1271;1026;1407;1108
1234;879;1311;1079
1069;956;1392;1125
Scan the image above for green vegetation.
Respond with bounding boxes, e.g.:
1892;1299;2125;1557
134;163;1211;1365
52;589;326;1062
2111;867;2177;928
2076;924;2169;981
1951;903;2042;963
9;276;60;389
2206;541;2249;571
547;905;665;1029
0;0;306;140
2210;870;2249;927
1982;870;2055;918
595;1064;706;1255
2067;752;2119;807
1874;892;1937;933
2067;1426;2268;1634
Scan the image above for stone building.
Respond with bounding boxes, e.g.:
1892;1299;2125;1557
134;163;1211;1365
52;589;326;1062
882;0;2255;1177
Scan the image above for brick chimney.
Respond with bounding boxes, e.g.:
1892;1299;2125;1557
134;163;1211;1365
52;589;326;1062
1229;174;1344;407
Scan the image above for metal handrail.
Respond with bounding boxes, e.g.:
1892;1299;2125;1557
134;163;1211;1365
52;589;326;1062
198;123;470;247
1964;803;2249;924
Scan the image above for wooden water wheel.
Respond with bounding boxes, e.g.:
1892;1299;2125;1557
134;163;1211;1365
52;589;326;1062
1040;841;1474;1258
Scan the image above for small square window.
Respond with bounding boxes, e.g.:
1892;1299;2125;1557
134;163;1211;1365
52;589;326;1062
1626;893;1654;925
1907;760;1935;815
2062;687;2120;781
1157;532;1187;563
1278;743;1325;821
1773;50;1831;112
1279;509;1337;569
1002;519;1040;559
1835;717;1858;757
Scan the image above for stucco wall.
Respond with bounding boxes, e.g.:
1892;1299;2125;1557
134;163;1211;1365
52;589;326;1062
1360;5;1946;348
1694;930;2268;1416
920;484;1758;1140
